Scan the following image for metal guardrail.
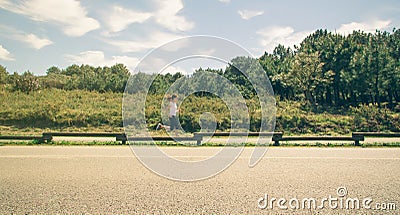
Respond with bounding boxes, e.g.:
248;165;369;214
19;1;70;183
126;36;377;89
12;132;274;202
117;136;201;145
278;135;364;146
0;135;44;142
0;132;398;146
352;132;400;138
194;132;283;146
193;132;365;146
42;132;123;141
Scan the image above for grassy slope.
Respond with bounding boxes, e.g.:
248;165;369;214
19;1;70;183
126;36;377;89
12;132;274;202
0;89;398;136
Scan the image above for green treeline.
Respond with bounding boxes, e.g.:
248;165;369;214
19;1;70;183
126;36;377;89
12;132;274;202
1;29;399;107
0;64;130;93
261;29;400;107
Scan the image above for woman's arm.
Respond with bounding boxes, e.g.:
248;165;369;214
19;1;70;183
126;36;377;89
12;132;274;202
168;102;172;117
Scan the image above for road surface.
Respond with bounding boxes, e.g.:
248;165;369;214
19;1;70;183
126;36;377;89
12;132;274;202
0;146;399;214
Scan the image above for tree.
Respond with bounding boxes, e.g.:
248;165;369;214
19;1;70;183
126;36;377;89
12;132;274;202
12;71;40;94
108;64;130;92
282;51;332;105
0;65;8;85
259;45;295;100
125;72;152;94
224;56;264;99
387;29;400;103
46;66;61;75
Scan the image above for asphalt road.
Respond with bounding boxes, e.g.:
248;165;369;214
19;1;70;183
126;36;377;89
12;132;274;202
0;146;399;214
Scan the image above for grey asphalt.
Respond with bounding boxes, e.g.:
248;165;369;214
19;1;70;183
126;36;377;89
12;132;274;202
0;146;399;214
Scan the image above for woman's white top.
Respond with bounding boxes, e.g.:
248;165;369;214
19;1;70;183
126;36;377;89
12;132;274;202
169;101;177;116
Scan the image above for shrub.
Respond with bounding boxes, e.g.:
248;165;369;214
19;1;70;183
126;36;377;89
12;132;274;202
12;71;40;94
351;104;400;132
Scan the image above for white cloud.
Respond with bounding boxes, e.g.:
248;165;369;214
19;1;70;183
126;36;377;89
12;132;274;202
256;26;312;54
19;34;53;50
238;10;264;20
65;51;139;71
106;31;183;53
337;19;391;35
161;65;187;75
110;56;140;71
102;0;193;35
104;0;194;53
0;45;15;61
65;51;105;65
106;6;152;33
0;25;53;50
153;0;194;32
0;0;100;37
218;0;231;3
254;20;392;56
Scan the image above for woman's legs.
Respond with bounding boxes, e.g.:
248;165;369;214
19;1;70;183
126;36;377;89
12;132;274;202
169;116;178;131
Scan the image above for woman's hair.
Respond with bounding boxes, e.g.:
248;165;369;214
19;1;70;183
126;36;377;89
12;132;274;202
171;94;178;100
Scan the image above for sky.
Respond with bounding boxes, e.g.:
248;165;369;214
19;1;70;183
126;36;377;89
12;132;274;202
0;0;399;75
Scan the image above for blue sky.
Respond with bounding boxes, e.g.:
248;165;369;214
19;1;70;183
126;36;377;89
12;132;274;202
0;0;399;75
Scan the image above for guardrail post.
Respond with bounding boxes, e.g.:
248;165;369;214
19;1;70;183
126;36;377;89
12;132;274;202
122;134;127;145
272;133;282;146
115;133;127;144
42;133;53;143
352;133;364;146
37;137;45;144
194;133;203;146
